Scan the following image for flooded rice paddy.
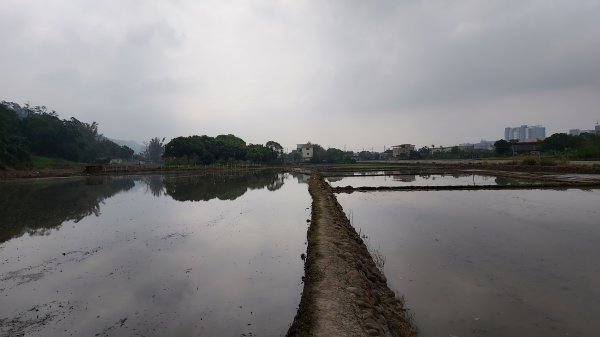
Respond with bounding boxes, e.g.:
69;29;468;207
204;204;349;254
326;173;529;188
336;187;600;337
0;171;310;337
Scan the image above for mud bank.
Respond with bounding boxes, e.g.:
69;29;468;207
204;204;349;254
0;166;282;180
287;173;416;337
332;181;600;193
315;162;600;174
0;167;85;179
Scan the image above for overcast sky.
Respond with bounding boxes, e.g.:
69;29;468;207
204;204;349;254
1;0;599;151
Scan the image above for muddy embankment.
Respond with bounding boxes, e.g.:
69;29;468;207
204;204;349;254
0;167;85;179
0;166;285;180
332;181;600;193
315;162;600;175
287;173;417;337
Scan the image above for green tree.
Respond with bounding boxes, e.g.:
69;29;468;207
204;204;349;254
164;135;219;164
146;137;165;164
1;102;132;165
409;150;422;160
246;144;277;163
326;148;355;163
574;133;600;158
265;140;283;153
266;141;283;152
358;151;378;161
22;109;63;157
215;134;246;161
309;144;327;163
286;150;302;163
306;146;354;164
0;104;30;167
542;133;600;158
494;139;511;156
542;133;580;152
265;140;283;159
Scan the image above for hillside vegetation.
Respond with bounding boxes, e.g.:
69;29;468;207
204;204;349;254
0;102;133;168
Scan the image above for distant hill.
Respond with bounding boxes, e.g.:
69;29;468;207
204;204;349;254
110;139;144;154
1;101;134;168
1;101;30;119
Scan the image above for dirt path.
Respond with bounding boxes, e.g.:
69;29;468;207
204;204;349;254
287;173;417;337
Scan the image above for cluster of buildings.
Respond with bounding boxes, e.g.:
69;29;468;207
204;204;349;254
295;143;419;162
501;123;600;155
504;125;546;142
293;122;598;162
569;124;600;136
373;144;418;160
503;123;599;143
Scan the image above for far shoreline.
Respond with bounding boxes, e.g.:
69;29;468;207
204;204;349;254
2;159;600;180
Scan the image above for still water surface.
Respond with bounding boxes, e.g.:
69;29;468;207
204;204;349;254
327;173;528;188
0;172;309;337
337;189;600;337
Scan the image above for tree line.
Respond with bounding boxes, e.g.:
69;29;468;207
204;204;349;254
493;132;600;158
0;176;135;243
2;100;350;168
1;102;134;168
163;135;283;165
290;143;355;164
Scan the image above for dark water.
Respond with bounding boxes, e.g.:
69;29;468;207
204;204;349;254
0;172;310;337
337;189;600;337
327;173;528;188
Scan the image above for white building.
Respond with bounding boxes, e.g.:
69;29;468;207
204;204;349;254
391;144;415;158
570;126;599;136
297;143;314;161
526;125;546;140
504;125;546;142
474;140;495;151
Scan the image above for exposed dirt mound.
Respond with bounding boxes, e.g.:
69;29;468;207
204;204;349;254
287;173;417;337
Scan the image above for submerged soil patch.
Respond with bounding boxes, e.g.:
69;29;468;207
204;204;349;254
287;173;416;337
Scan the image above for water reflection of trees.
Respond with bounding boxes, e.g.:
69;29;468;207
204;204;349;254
0;177;135;244
266;174;285;191
162;171;285;202
0;171;285;244
294;173;310;184
137;175;165;197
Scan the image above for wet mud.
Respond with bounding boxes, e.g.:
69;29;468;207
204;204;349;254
287;173;416;337
332;181;600;193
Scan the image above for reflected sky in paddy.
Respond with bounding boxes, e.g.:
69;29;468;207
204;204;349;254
0;172;310;337
327;173;528;188
337;189;600;337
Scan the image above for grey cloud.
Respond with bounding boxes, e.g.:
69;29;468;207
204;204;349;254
1;0;599;148
305;1;600;113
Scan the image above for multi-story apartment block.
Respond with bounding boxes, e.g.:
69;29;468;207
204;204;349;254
504;125;546;142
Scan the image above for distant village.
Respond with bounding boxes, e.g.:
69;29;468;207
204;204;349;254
2;99;599;168
295;122;600;162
